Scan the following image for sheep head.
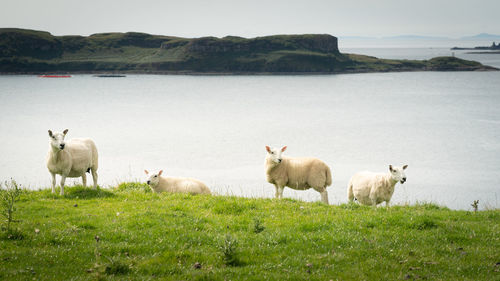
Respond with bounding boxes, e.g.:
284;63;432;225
48;129;68;151
389;165;408;184
266;146;287;164
145;169;163;186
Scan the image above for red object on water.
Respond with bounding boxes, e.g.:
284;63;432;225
38;75;72;78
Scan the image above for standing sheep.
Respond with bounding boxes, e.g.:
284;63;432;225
144;170;211;195
46;129;98;195
265;146;332;204
348;165;408;206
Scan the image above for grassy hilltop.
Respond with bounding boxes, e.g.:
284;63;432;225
0;28;496;74
1;184;499;280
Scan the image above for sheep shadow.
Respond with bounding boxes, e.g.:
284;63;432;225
41;185;115;199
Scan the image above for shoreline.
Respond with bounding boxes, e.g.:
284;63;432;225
465;51;500;54
1;65;497;76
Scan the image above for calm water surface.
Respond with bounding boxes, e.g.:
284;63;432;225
1;71;499;210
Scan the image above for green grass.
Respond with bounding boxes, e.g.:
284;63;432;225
345;54;491;73
1;185;499;280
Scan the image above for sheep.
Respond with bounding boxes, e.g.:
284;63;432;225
348;165;408;206
144;170;211;195
265;146;332;204
46;129;98;195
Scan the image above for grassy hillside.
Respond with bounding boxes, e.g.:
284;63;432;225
1;184;499;280
0;28;496;74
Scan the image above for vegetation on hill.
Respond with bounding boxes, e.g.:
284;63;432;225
0;28;496;74
1;183;499;280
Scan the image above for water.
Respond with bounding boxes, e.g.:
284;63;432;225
1;71;500;210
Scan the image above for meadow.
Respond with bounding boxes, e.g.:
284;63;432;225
1;183;499;280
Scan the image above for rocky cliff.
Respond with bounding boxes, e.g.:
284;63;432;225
0;28;495;74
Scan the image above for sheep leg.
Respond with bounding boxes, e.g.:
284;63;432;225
275;185;284;199
91;168;98;189
60;175;66;196
320;190;329;204
51;173;56;194
347;183;354;202
385;200;390;207
81;173;87;187
369;190;378;207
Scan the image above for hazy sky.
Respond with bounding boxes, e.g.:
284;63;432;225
1;0;499;38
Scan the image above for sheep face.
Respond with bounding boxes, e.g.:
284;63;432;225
48;129;68;151
389;165;408;184
145;170;163;187
265;146;287;164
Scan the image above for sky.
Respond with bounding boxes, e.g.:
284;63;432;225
1;0;499;38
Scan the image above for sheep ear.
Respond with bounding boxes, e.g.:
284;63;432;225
281;146;287;152
389;165;393;172
48;130;53;137
63;129;68;135
158;170;163;176
403;165;408;170
265;146;271;153
144;170;149;175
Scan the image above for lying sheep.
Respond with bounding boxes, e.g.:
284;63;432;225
144;170;211;195
265;146;332;204
348;165;408;206
46;129;98;195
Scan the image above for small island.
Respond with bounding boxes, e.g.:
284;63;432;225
451;42;500;54
0;28;497;74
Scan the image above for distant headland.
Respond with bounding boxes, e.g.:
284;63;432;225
0;28;497;74
451;42;500;54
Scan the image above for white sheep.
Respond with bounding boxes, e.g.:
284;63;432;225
348;165;408;206
144;170;211;195
46;129;98;195
265;146;332;204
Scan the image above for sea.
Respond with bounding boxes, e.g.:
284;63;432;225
1;45;499;210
